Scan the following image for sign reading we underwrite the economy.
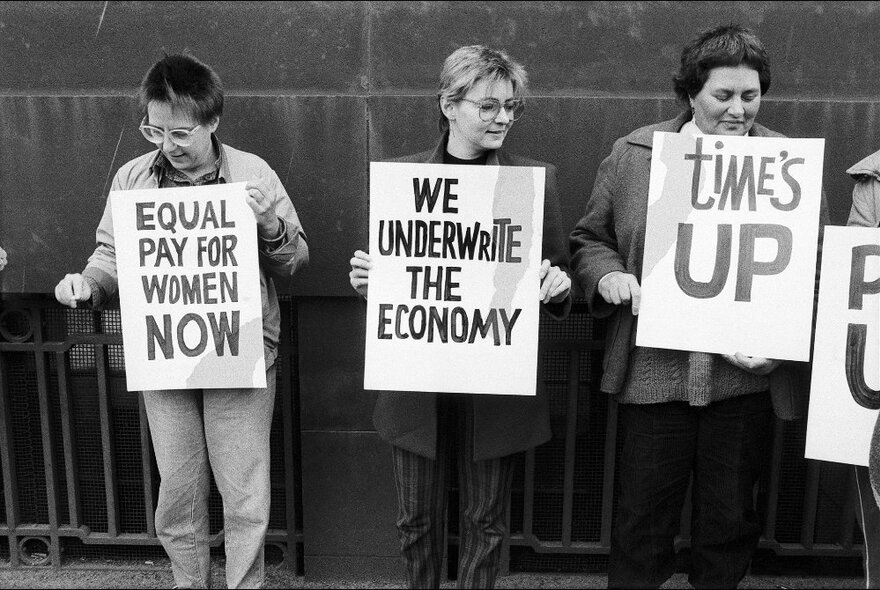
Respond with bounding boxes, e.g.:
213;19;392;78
806;227;880;466
365;162;545;396
111;182;265;391
636;132;825;361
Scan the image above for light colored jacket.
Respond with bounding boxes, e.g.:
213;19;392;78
82;142;309;368
847;150;880;227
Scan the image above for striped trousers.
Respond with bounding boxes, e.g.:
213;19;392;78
390;395;515;589
856;465;880;589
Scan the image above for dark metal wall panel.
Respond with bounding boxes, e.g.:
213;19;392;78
0;95;367;296
297;297;374;432
0;1;368;93
368;1;880;99
300;431;398;570
1;2;879;296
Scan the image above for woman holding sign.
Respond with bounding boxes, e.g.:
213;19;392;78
844;151;880;589
53;54;309;589
349;45;571;589
569;24;828;589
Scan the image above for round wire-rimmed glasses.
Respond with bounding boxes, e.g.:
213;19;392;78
458;98;525;122
139;117;202;147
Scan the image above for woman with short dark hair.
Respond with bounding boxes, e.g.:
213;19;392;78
55;53;309;589
350;45;571;589
569;24;827;588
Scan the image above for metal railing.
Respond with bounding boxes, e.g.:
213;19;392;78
0;295;302;570
501;302;864;572
0;295;864;574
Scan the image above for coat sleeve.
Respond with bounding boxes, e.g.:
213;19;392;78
81;170;124;307
847;178;880;228
540;163;572;320
256;165;309;282
568;138;628;318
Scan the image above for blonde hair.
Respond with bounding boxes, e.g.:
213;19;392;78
437;45;528;133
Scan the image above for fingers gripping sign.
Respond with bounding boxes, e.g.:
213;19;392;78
539;259;572;304
349;250;373;298
244;179;281;239
721;352;782;376
54;273;92;309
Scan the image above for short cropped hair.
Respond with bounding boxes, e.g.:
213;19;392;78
437;45;528;133
672;24;771;106
139;54;224;124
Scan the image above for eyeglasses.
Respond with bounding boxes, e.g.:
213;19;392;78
458;98;525;122
139;117;202;147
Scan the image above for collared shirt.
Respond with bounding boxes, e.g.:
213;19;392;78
152;134;286;245
83;139;310;369
153;135;224;187
680;119;704;138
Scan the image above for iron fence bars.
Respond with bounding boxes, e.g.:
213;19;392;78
0;295;301;570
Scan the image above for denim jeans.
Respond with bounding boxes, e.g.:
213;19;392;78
608;392;773;589
142;368;276;589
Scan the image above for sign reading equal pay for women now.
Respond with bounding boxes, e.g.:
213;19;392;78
637;132;825;361
111;183;265;391
365;162;545;395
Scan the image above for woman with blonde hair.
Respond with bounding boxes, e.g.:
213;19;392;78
349;45;571;589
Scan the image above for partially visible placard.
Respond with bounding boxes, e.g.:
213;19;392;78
805;226;880;466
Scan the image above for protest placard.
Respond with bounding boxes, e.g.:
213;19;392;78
805;226;880;466
636;132;825;361
364;162;545;395
110;182;265;391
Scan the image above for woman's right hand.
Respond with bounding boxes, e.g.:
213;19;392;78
597;270;641;315
349;250;372;298
54;273;92;308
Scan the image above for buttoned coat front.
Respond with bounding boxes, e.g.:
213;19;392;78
569;111;829;420
371;133;571;461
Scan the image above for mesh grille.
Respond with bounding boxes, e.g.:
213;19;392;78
0;296;300;565
0;295;865;574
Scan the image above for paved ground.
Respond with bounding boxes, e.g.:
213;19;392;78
0;561;866;589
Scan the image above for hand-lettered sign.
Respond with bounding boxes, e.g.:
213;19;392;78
637;132;825;361
111;182;265;391
806;226;880;466
365;162;545;395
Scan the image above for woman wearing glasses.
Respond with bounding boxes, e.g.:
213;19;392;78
54;54;308;589
349;45;571;589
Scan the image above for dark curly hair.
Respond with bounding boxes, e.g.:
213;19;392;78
139;53;224;124
672;24;771;107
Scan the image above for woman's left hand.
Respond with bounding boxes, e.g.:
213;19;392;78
722;352;782;376
539;259;571;304
0;246;6;271
245;179;282;239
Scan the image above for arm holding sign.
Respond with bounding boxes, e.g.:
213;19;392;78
570;138;636;319
537;162;572;317
349;249;371;299
55;164;129;308
245;170;309;281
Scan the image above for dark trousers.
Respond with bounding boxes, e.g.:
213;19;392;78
390;395;515;589
608;392;773;589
